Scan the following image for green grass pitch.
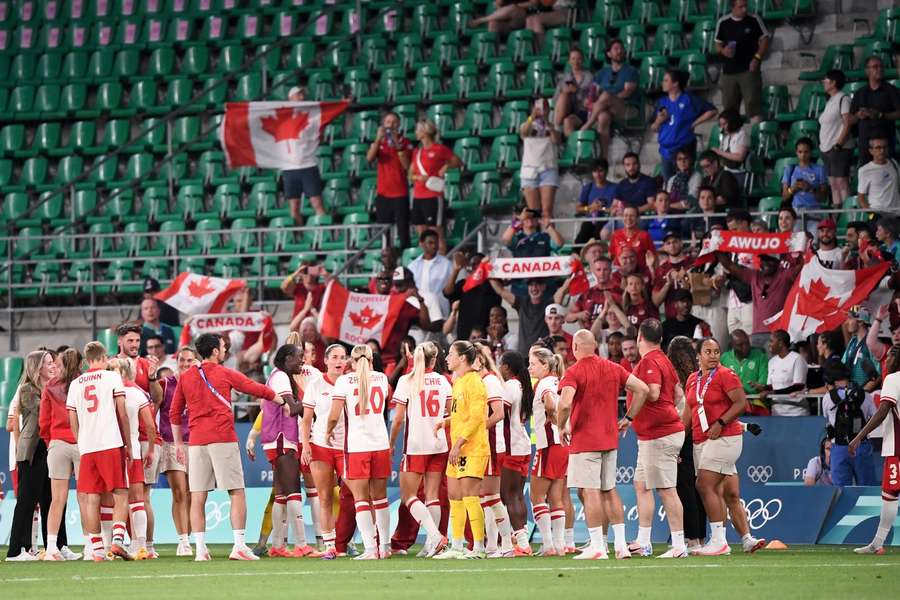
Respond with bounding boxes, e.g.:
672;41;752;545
1;545;898;599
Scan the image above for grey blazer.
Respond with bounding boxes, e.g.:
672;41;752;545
15;383;42;464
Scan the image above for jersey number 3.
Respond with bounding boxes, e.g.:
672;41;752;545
84;385;99;413
419;390;442;418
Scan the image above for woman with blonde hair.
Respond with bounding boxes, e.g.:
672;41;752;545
389;341;451;557
326;344;391;560
409;118;463;254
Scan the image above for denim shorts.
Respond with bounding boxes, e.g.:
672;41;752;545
521;168;560;189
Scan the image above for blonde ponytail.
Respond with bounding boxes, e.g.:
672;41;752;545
351;344;373;416
551;353;565;378
473;342;499;376
408;341;438;403
529;347;563;378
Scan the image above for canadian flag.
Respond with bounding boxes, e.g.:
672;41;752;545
154;273;245;315
765;255;890;341
220;100;349;170
317;280;410;348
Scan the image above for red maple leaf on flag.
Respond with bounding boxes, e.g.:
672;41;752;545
349;305;383;330
260;107;310;143
188;276;216;298
795;277;844;321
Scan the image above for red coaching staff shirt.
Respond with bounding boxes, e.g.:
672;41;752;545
376;134;413;198
684;367;745;443
559;355;630;452
170;362;275;446
627;348;684;441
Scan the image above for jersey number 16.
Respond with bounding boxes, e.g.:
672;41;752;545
419;390;442;417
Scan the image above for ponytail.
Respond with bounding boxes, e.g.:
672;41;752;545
60;348;84;391
499;351;534;423
474;342;499;376
529;347;563;378
351;344;373;416
409;341;438;403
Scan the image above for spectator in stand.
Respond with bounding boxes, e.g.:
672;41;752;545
819;69;853;209
281;261;326;321
469;0;575;40
621;273;659;329
284;86;325;225
553;47;596;136
582;38;640;160
750;217;768;233
717;253;802;349
777;204;798;233
145;334;177;374
575;159;619;244
443;251;502;341
409;119;463;255
367;111;413;249
372;268;432;375
487;305;518;357
580;238;605;272
876;216;900;262
143;278;179;327
610;247;653;290
781;137;827;220
501;207;564;298
651;69;717;182
842;307;881;393
803;438;833;486
720;329;769;415
558;256;617;330
408;229;454;320
689;247;730;348
524;1;576;47
849;56;900;164
711;109;749;190
814;218;844;269
620;335;640;372
646;191;676;243
660;290;711;348
614;152;658;213
520;98;562;219
489;278;552;354
651;232;692;319
367;247;400;293
139;297;177;355
589;292;631;346
843;221;874;269
714;0;769;124
294;316;327;372
666;150;703;212
684;185;724;239
723;209;755;337
604;331;625;363
867;304;900;375
610;206;656;269
858;135;900;212
759;329;810;416
698;151;741;209
544;303;572;347
226;287;273;385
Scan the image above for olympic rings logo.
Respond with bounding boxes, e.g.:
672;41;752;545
616;466;634;483
746;465;774;483
0;471;6;485
204;499;232;530
741;498;782;530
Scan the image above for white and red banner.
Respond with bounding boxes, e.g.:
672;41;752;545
464;256;589;295
178;311;276;352
765;255;891;341
317;280;410;347
695;231;809;265
154;273;245;315
220;100;349;170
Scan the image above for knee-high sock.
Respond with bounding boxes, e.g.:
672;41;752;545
426;500;442;534
129;502;148;549
481;496;498;551
449;499;466;549
484;494;512;551
111;522;127;546
874;497;899;547
305;487;321;537
286;493;308;546
89;533;104;558
372;497;391;550
100;505;114;550
272;496;287;548
406;497;441;539
354;501;377;553
550;509;565;550
533;503;552;549
463;496;485;547
259;489;276;542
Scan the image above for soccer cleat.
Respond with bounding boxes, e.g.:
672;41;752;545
697;543;731;556
573;548;608;560
60;546;82;561
854;544;886;555
416;546;430;558
291;545;316;558
195;550;212;561
379;547;392;559
513;545;534;557
109;543;133;561
432;548;465;560
627;542;652;557
133;548;150;561
268;546;291;558
423;536;448;558
538;547;560;557
687;543;703;556
742;537;766;554
393;548;408;555
457;549;486;559
318;549;338;560
230;545;261;561
352;551;380;560
657;548;689;559
488;549;514;558
615;548;632;560
146;549;159;560
92;552;111;562
42;550;64;561
564;546;577;554
177;542;194;557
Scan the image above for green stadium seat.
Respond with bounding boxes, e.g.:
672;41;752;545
589;0;626;28
483;100;529;137
212;256;243;279
3;192;37;227
559;130;598;168
760;85;790;121
412;4;438;38
125;79;159;116
799;44;854;81
113;48;141;79
430;31;459;69
488;29;535;65
749;120;782;162
540;27;573;64
390;33;425;70
613;0;663;26
9;85;36;121
36;52;62;81
147;47;175;79
0;159;11;188
234;72;261;102
847;41;897;80
345;213;377;249
13;156;49;192
578;26;607;65
443;102;493;140
158;220;187;255
640;55;668;94
464;171;503;211
0;124;25;157
13;227;43;258
107;188;139;224
11;54;36;82
774;120;820;159
757;195;784;229
58;83;88;118
358;177;377;213
453;30;498;67
679;53;709;89
619;24;648;60
76;81;123;119
445;64;486;102
775;83;827;122
38;154;83;193
97;259;141;295
0;356;24;382
166;16;194;45
181;45;209;78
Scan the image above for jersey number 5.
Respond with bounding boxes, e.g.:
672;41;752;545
354;387;385;416
419;390;442;418
84;385;99;413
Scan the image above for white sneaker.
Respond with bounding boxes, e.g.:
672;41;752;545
60;546;82;561
573;548;608;560
176;542;193;557
352;551;380;560
854;543;885;555
195;549;212;561
657;547;689;559
432;548;465;560
42;549;64;561
488;548;514;558
742;537;766;553
229;545;260;560
457;549;486;559
6;550;39;562
697;542;731;556
627;542;653;557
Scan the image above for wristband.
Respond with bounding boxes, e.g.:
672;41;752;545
625;414;633;422
716;418;726;427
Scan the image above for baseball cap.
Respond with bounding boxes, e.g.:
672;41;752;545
288;86;303;97
849;305;872;324
392;266;414;283
817;218;837;230
143;277;161;293
663;230;680;241
544;303;565;317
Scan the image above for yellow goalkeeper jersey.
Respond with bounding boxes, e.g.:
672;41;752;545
449;371;489;457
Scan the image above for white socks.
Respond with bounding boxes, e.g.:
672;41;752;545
514;528;530;550
588;526;605;552
550;509;565;551
129;502;148;550
355;501;377;553
287;493;308;546
637;525;652;547
710;521;726;545
533;503;552;549
672;530;686;552
565;528;574;548
874;499;899;548
373;498;390;552
272;495;287;548
483;501;498;552
100;505;113;550
194;531;207;555
426;500;441;532
233;528;246;547
612;523;626;552
305;488;321;537
407;498;441;539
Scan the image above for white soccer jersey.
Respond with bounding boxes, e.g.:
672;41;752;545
332;371;390;453
303;374;344;450
393;371;452;455
503;379;531;456
533;376;561;450
265;368;297;450
123;385;150;460
879;372;900;457
66;369;126;455
299;365;322;387
483;373;506;454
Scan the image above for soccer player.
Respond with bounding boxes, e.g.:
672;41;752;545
301;343;348;558
616;319;687;558
683;337;749;556
108;358;158;560
434;341;490;560
389;342;451;557
850;344;900;555
528;347;569;556
473;342;514;557
497;351;534;556
66;341;133;561
326;345;392;560
170;333;276;561
557;329;650;560
258;343;312;558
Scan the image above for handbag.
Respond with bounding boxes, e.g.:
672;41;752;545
416;149;444;193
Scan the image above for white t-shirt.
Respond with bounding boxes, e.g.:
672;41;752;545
483;373;506;454
767;351;809;416
393;371;452;455
818;92;850;153
303;374;343;450
503;379;531;456
816;247;844;270
720;126;748;172
532;376;561;450
858;159;900;211
521;128;558;175
299;365;321;387
66;369;126;455
123;385;150;460
7;385;19;471
877;372;900;457
332;371;390;452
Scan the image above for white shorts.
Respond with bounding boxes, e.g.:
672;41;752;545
635;431;684;489
47;440;80;481
188;442;245;492
567;450;617;491
140;441;162;485
693;435;742;476
159;441;188;474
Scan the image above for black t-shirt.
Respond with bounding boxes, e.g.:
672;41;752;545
714;14;768;74
513;297;551;354
445;278;502;341
849;82;900;145
662;315;705;349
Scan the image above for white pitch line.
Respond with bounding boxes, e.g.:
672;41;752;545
1;562;897;584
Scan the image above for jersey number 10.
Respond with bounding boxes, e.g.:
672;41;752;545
419;390;441;417
353;387;385;416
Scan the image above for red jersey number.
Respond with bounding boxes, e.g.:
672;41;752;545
419;389;441;418
353;386;386;416
84;385;99;413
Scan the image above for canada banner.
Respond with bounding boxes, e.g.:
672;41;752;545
317;280;410;347
178;311;276;352
694;231;809;265
220;100;350;170
464;256;590;295
154;273;245;315
765;254;891;341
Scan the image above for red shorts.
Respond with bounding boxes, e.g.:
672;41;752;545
401;452;448;474
486;450;503;477
311;443;344;477
883;456;900;499
78;448;127;494
531;445;569;481
127;458;144;485
344;449;391;480
265;446;295;467
502;453;531;477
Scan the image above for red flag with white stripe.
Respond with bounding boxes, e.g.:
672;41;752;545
154;273;245;315
317;280;410;347
220;100;349;170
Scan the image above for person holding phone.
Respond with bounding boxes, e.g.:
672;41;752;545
714;0;770;123
552;48;595;136
281;261;327;320
367;111;413;249
520;98;562;220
